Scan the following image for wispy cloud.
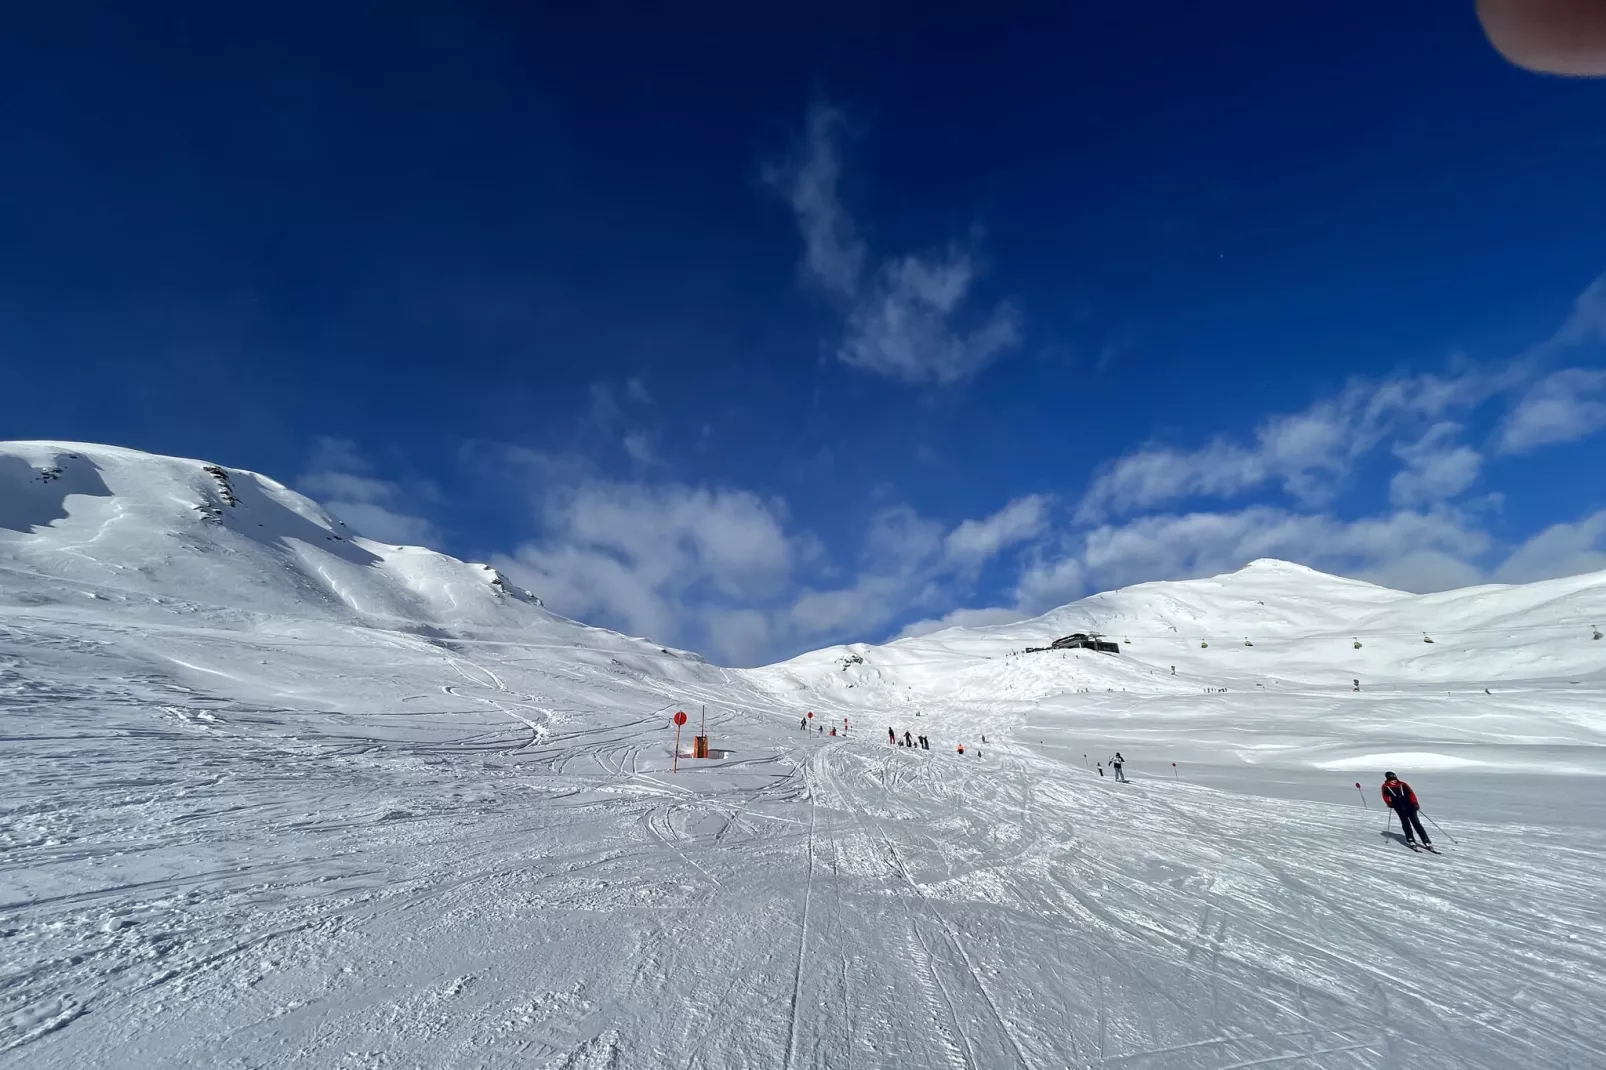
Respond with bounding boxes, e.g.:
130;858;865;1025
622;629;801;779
299;437;440;547
1389;422;1482;507
1493;510;1606;583
491;452;1050;663
945;494;1049;565
839;251;1021;384
479;274;1606;662
622;431;659;466
1075;369;1513;522
764;104;865;298
1551;275;1606;348
1498;367;1606;453
893;606;1029;641
768;103;1020;385
494;478;800;664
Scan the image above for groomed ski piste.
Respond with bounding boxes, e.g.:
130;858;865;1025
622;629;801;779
2;442;1604;1069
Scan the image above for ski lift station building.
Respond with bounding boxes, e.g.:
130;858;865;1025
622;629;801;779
1049;633;1120;654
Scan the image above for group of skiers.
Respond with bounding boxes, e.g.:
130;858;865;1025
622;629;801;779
887;727;932;750
799;716;1435;850
1094;752;1127;781
796;706;1438;848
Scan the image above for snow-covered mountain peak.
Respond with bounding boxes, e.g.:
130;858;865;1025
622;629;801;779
0;440;550;636
757;554;1606;702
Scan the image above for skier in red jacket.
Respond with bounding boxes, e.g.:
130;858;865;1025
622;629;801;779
1381;772;1433;848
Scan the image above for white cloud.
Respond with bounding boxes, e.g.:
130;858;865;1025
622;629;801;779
1389;422;1482;507
1076;366;1524;522
764;104;865;298
1493;511;1606;583
1498;367;1606;453
1361;550;1485;593
505;541;677;646
1032;505;1492;599
478;267;1606;659
622;432;658;466
557;483;794;596
625;376;653;405
1551;274;1606;348
1014;553;1087;612
495;480;799;655
704;608;772;667
299;437;440;547
492;455;1055;663
862;505;946;573
945;494;1049;564
838;251;1021;384
320;501;441;547
782;497;1046;642
769;103;1020;385
786;574;911;637
299;470;399;505
894;606;1023;640
307;436;367;474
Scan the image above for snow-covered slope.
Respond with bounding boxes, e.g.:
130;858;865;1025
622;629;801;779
751;559;1606;790
760;557;1606;695
3;443;1605;1069
0;441;711;675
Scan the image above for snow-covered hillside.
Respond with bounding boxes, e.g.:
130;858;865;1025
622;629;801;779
3;442;1604;1069
754;559;1606;805
762;557;1606;694
0;441;711;671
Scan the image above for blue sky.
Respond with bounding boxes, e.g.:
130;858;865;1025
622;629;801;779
3;4;1605;664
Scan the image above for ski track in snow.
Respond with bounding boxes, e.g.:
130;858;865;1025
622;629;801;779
2;445;1606;1068
2;607;1605;1069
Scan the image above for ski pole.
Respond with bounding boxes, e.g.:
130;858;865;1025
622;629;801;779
1383;810;1393;834
1421;812;1458;845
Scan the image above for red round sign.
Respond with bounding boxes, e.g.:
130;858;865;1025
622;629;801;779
806;711;813;719
673;711;688;726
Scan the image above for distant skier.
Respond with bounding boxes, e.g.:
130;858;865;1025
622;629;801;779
919;735;928;750
888;727;896;744
800;718;807;730
957;744;965;755
828;727;837;736
1097;763;1105;777
1381;772;1433;847
904;730;914;748
1111;752;1127;783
